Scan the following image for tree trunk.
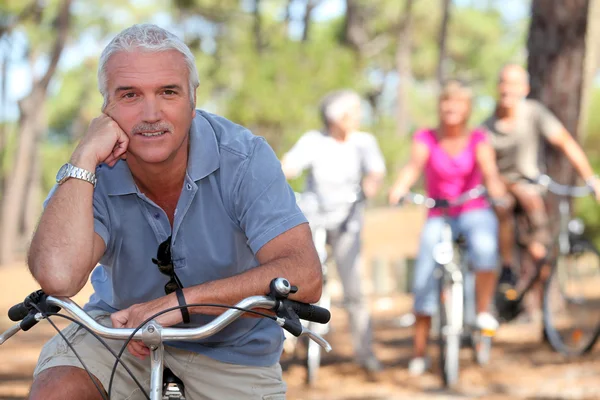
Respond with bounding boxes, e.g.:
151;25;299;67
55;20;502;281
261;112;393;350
395;0;414;136
1;93;45;263
302;0;317;42
253;0;263;52
283;0;294;35
578;0;599;141
0;0;72;264
343;0;369;51
437;0;451;86
526;0;590;250
0;42;9;195
527;0;589;186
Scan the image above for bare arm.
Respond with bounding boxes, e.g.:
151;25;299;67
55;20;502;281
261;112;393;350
281;158;301;180
547;128;596;181
475;142;506;199
388;140;429;205
186;222;322;312
28;179;106;297
362;171;385;199
28;115;129;296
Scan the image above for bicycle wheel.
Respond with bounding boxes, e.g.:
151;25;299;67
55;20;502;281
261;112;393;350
437;267;460;387
543;238;600;356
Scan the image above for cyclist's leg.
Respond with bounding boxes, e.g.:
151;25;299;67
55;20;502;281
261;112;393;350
509;182;551;262
29;310;151;400
328;209;378;367
411;216;445;359
457;208;499;316
509;182;551;318
164;347;286;400
492;190;518;283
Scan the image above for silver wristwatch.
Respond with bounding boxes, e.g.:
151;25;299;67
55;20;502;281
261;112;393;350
56;163;97;187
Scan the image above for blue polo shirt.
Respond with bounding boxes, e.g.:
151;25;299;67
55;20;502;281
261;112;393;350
66;110;306;366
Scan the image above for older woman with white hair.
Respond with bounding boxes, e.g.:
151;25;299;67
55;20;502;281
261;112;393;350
282;89;386;374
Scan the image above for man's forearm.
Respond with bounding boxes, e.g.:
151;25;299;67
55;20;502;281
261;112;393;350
28;171;97;296
184;254;322;316
562;139;596;181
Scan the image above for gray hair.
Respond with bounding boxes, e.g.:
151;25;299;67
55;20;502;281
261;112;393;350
319;90;361;127
98;24;199;110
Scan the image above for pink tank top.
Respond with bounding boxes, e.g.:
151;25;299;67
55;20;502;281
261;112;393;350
415;128;489;217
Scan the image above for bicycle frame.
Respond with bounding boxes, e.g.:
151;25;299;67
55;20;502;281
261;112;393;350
1;287;332;400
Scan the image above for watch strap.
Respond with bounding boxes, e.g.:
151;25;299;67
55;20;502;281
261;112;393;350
64;164;97;187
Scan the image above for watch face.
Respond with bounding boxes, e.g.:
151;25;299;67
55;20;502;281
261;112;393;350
56;163;70;183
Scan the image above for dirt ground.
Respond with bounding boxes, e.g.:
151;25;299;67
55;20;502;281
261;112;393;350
1;206;600;399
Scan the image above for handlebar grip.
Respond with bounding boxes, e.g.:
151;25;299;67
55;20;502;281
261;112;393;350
8;303;29;322
20;314;39;331
282;300;331;324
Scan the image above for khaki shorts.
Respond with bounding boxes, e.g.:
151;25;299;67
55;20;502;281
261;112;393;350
33;310;287;400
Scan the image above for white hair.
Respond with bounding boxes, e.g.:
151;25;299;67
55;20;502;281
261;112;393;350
320;90;361;127
98;24;199;110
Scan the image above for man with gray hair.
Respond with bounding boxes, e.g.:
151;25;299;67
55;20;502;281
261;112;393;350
27;24;322;399
282;90;386;374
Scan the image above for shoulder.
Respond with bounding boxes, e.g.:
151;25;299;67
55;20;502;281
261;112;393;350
470;128;488;144
522;98;549;116
296;129;325;145
350;131;380;147
412;128;435;144
195;110;265;160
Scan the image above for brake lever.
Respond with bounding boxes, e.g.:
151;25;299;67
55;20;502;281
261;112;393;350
0;323;21;345
300;326;332;352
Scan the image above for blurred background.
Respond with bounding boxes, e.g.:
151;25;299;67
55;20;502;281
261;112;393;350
1;0;600;263
1;0;600;399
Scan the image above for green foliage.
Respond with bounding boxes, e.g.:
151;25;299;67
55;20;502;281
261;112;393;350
9;0;532;211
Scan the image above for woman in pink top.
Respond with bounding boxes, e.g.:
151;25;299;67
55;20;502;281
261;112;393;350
389;80;506;375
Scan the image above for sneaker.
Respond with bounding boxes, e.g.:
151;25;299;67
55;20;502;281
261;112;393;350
408;356;431;376
476;312;499;332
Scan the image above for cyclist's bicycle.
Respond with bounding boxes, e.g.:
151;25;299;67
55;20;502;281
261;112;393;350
290;191;364;386
496;174;600;356
0;277;331;400
399;186;496;387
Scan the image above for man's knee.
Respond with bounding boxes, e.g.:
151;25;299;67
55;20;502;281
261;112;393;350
29;366;106;400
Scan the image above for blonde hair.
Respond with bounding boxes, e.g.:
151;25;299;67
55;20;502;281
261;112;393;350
439;79;473;120
440;80;472;102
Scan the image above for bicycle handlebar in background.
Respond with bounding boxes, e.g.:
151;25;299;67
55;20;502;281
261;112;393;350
528;174;594;198
398;185;487;209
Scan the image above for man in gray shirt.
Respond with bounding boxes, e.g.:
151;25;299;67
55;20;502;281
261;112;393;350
482;64;600;318
282;90;386;373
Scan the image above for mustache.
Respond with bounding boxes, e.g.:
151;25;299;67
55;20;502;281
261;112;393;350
131;122;174;135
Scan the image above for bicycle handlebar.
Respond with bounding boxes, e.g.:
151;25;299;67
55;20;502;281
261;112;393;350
1;289;331;348
528;174;594;198
399;185;487;209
